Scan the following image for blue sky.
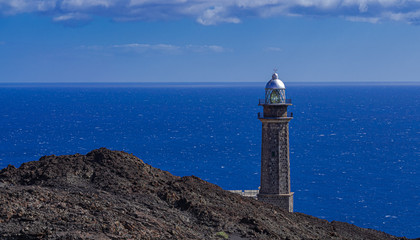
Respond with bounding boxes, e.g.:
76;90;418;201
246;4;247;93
1;0;420;82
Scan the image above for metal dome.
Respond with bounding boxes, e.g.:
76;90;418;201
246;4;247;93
265;73;285;89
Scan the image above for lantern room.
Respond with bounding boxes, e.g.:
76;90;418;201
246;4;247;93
264;73;286;104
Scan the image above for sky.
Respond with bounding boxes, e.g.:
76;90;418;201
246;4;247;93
1;0;420;83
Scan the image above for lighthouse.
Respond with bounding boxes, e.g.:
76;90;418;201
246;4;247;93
257;72;294;212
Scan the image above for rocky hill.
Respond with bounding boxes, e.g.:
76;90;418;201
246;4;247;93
0;148;409;239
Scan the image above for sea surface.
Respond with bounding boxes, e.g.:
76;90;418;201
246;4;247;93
0;82;418;238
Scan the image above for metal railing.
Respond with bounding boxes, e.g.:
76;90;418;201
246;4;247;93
258;98;292;105
258;112;293;119
228;190;259;199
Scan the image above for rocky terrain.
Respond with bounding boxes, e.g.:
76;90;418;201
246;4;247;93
0;148;410;239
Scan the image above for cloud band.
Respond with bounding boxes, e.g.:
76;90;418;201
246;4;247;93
1;0;420;25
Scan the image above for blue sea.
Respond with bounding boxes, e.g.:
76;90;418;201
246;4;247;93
0;82;418;238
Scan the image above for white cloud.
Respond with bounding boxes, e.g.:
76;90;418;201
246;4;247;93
385;9;420;24
112;43;182;54
61;0;113;9
345;16;380;23
196;6;241;25
53;12;89;21
79;43;228;54
0;0;56;14
1;0;420;25
186;44;228;53
265;47;283;52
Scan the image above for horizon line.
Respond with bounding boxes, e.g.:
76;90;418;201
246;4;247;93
0;81;419;88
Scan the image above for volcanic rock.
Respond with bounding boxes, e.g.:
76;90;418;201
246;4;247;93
0;148;409;239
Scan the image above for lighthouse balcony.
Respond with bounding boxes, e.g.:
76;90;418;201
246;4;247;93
258;112;293;119
258;98;292;106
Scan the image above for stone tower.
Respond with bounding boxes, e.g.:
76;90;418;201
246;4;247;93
257;72;293;212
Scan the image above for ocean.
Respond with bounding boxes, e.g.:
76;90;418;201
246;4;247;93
0;82;418;238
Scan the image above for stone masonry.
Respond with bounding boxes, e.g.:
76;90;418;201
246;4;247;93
257;104;294;212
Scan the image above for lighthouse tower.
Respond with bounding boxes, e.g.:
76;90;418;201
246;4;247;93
257;72;294;212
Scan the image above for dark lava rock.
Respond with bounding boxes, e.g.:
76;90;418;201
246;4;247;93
0;148;410;239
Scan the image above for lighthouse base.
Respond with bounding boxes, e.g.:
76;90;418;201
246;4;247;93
257;193;294;212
